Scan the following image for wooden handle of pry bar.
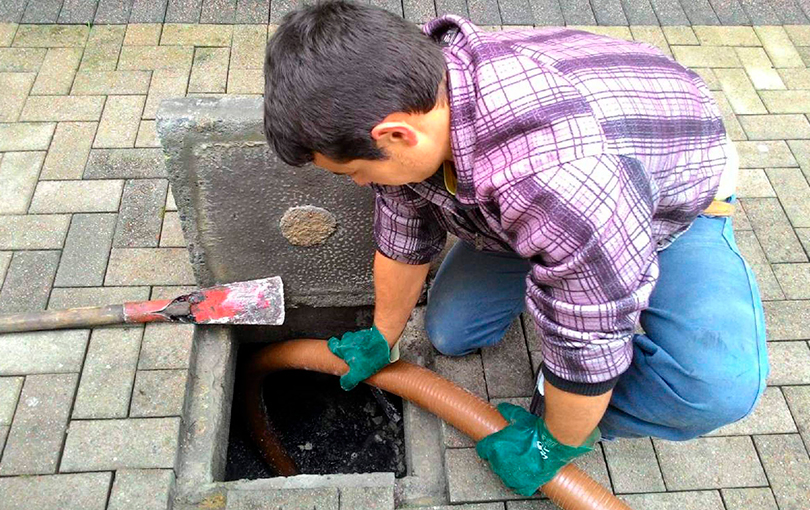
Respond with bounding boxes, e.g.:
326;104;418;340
0;305;126;334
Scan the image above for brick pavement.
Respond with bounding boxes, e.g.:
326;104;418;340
0;18;809;510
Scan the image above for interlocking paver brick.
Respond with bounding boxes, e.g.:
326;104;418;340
160;211;185;247
560;0;596;24
73;327;142;419
630;26;671;56
94;0;133;23
270;0;301;23
231;24;265;69
525;0;564;26
72;70;152;95
783;386;810;450
482;319;534;398
0;373;77;475
160;23;232;46
721;488;778;510
136;120;159;147
0;47;45;72
735;141;797;167
95;95;145;148
0;24;17;46
569;25;632;41
107;469;175;510
30;47;82;96
0;72;34;122
760;90;810;114
763;300;810;340
143;68;189;119
787;139;810;181
767;341;810;385
662;26;698;45
118;45;194;71
693;26;760;46
0;250;10;283
114;179;168;247
0;151;44;214
166;184;177;210
150;286;196;300
227;488;339;510
741;198;807;263
603;437;666;494
704;386;796;435
403;0;438;24
0;377;22;425
785;26;810;46
734;47;786;90
570;443;612;490
124;24;163;46
0;472;112;510
138;323;195;370
467;0;502;25
188;46;229;93
200;0;238;24
84;148;166;179
765;167;810;227
61;417;181;471
80;25;125;71
21;0;58;25
434;354;487;447
713;68;768;114
20;95;105;122
40;122;97;180
49;286;151;309
754;434;810;510
12;25;88;48
226;68;262;94
654;436;767;490
710;92;746;140
736;168;775;197
741;115;810;140
445;447;536;503
672;46;740;67
0;121;54;151
619;490;725;510
681;0;720;25
234;0;270;23
590;0;628;25
798;228;810;253
130;369;188;417
755;26;805;68
0;424;7;453
0;250;60;313
734;230;784;300
29;180;124;214
0;214;70;250
106;247;194;285
130;0;170;23
57;0;99;24
54;213;117;287
733;200;753;230
0;330;89;375
777;68;810;89
165;0;204;23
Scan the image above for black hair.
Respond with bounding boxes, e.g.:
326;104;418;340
263;0;446;166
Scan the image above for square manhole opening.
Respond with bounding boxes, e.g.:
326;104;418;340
224;309;407;481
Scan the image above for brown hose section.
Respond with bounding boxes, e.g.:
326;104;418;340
245;339;631;510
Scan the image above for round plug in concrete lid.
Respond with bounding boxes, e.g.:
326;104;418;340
279;205;338;247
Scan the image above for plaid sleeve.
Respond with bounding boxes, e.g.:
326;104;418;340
372;185;447;265
497;154;659;396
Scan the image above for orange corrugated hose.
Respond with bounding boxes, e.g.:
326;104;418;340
244;339;632;510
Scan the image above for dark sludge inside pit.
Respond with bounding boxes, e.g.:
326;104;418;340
225;310;406;481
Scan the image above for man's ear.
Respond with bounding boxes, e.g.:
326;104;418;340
371;121;419;148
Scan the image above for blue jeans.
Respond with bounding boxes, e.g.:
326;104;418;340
424;214;769;440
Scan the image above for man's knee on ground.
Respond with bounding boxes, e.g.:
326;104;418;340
424;308;470;357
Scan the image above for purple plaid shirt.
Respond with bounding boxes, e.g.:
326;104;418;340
372;16;728;394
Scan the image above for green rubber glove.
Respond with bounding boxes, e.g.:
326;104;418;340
327;326;396;391
476;402;600;496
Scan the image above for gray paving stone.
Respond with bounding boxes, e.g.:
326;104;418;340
445;447;537;503
95;0;134;23
736;141;797;168
138;323;195;369
339;485;395;510
618;491;725;510
105;247;195;285
754;434;810;510
0;330;89;375
58;0;100;24
143;68;189;119
95;95;146;148
434;354;487;447
0;424;7;454
0;214;70;250
0;377;22;425
767;340;810;385
0;122;54;151
40;122;97;180
49;286;151;309
130;369;188;417
188;47;229;94
130;0;169;22
783;385;810;450
21;0;62;23
73;327;142;419
404;0;437;23
721;488;778;510
649;0;690;24
527;0;564;25
740;114;810;140
482;319;534;398
124;23;162;45
772;264;810;299
0;151;45;214
733;200;753;230
150;285;197;300
0;250;60;314
72;70;152;95
798;228;810;253
234;0;270;23
160;211;186;247
704;386;796;436
507;503;555;510
714;68;767;114
654;436;767;490
29;179;124;213
570;443;612;491
0;373;78;475
733;230;784;300
681;0;720;24
61;417;181;471
589;0;627;25
31;47;82;96
739;0;780;24
708;0;750;24
369;0;404;17
20;95;105;122
603;437;665;494
12;25;88;47
113;179;169;248
763;300;810;340
84;148;166;179
467;0;501;24
55;213;117;287
230;24;265;69
226;488;339;510
136;120;159;147
80;25;125;71
108;469;175;510
560;0;596;24
766;167;810;227
270;0;305;23
737;168;775;197
741;198;807;263
0;472;112;510
0;250;10;284
0;47;46;72
226;68;262;93
788;140;810;182
0;1;26;23
622;0;658;24
0;71;34;122
711;92;746;140
118;45;194;71
165;0;203;22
